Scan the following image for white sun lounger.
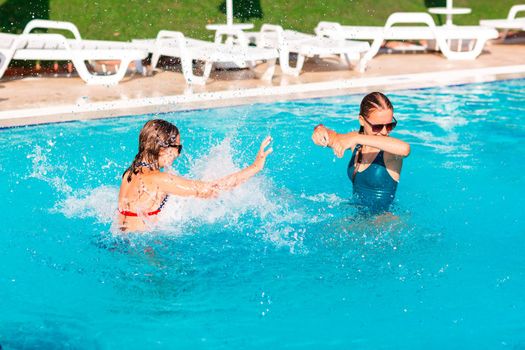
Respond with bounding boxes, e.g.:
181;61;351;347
245;24;370;76
315;12;499;72
132;28;279;85
0;20;148;85
480;5;525;40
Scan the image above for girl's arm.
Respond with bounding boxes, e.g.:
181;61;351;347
312;124;410;158
154;173;220;198
153;137;273;197
211;136;273;190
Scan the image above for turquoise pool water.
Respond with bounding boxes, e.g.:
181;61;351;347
1;79;524;349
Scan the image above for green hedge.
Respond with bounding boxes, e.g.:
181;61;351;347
0;0;518;41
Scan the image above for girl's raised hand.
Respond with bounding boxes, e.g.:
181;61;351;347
253;136;273;171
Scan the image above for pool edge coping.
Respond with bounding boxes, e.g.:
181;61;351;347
2;64;525;128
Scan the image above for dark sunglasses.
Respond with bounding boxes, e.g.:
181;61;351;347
160;138;183;153
170;144;183;153
362;115;397;133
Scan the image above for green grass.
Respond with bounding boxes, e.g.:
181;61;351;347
0;0;519;41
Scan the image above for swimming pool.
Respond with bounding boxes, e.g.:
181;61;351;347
1;79;524;349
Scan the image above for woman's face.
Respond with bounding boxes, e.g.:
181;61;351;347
158;134;181;168
359;108;394;136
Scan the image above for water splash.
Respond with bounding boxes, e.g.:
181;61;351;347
55;186;118;224
26;145;72;194
44;138;308;252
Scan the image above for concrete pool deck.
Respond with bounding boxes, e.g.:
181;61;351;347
1;41;524;127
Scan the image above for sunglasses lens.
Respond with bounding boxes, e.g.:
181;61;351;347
388;121;397;132
364;116;397;133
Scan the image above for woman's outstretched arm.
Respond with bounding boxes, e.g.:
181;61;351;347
153;136;273;198
344;133;410;158
211;136;273;190
312;125;410;158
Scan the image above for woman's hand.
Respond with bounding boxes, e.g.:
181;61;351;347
313;124;358;158
332;131;359;158
197;183;220;199
312;124;330;147
253;136;273;171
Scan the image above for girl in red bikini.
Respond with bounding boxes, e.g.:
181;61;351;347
117;119;272;232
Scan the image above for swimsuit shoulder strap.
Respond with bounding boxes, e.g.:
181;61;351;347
350;144;363;183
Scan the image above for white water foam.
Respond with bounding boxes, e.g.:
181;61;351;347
27;145;72;194
56;186;119;224
155;138;280;232
300;192;346;207
37;138;307;252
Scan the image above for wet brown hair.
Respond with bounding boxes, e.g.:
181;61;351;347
123;119;180;182
358;92;393;134
351;92;394;182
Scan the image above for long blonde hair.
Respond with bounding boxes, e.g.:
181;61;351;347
124;119;180;182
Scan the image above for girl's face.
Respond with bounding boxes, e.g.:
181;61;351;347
359;108;395;136
158;135;181;168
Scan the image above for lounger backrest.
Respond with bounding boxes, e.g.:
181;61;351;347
258;24;284;49
214;27;249;47
384;12;437;29
152;30;188;59
314;22;344;39
155;30;186;49
508;5;525;20
23;19;82;41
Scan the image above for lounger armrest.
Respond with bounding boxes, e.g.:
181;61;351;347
214;27;249;46
23;19;82;40
314;21;343;38
508;5;525;20
259;24;284;48
385;12;436;29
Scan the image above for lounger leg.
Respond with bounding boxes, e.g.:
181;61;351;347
439;38;486;60
151;51;162;69
342;53;353;68
177;54;206;85
0;50;15;79
109;59;133;83
74;58;133;85
183;60;212;85
245;60;256;71
468;39;475;52
338;53;346;64
199;61;213;83
260;58;276;81
279;50;305;77
358;36;383;72
499;29;509;41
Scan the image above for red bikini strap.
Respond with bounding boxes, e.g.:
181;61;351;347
119;209;161;217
